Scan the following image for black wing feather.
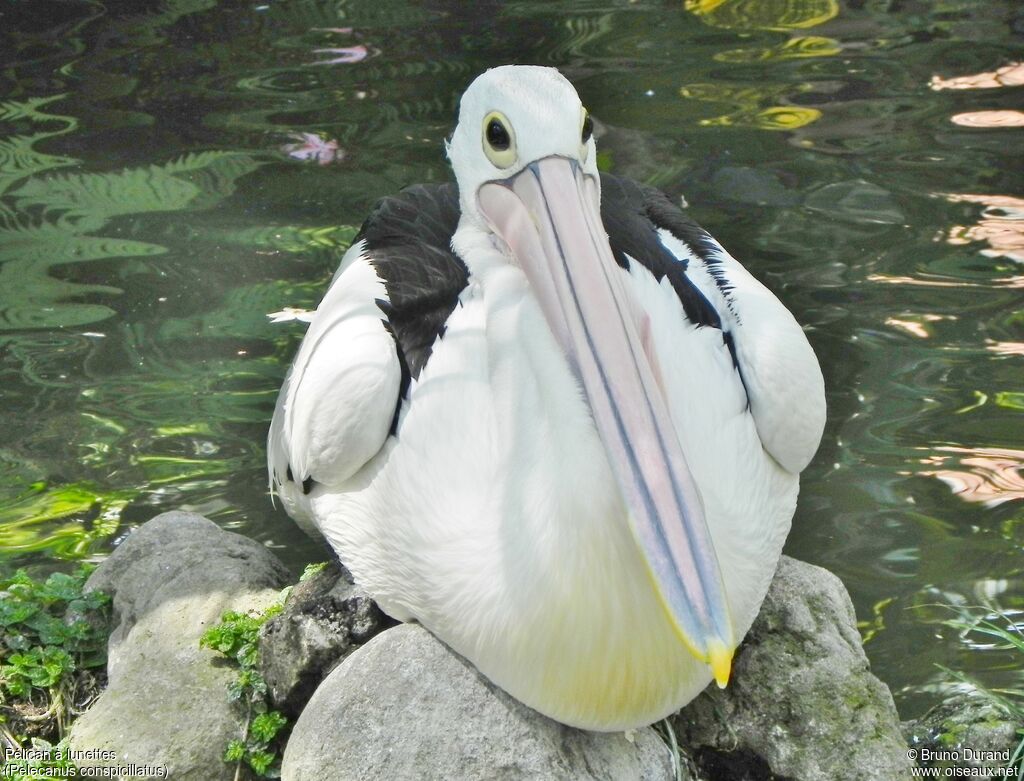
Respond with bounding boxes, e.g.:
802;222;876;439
599;174;745;385
356;182;469;396
599;174;723;329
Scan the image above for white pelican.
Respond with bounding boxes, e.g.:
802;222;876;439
268;65;825;732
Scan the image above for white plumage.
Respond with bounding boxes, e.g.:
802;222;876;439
268;65;825;731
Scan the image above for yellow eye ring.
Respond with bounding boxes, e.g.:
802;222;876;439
482;111;517;169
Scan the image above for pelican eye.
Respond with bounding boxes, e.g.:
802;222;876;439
580;109;593;163
581;112;593;143
482;111;517;168
487;119;510;150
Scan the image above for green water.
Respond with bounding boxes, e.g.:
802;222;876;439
1;0;1021;719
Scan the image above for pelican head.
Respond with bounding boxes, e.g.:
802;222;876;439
447;66;599;223
446;65;736;688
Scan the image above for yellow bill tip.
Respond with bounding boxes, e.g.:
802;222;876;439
707;639;733;688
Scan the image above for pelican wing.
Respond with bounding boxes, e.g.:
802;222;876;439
268;183;469;519
600;174;825;474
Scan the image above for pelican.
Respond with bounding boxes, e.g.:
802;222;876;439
268;65;825;731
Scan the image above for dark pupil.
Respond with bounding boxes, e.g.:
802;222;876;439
487;119;510;151
582;114;594;143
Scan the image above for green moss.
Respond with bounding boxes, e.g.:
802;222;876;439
936;721;966;747
841;682;870;711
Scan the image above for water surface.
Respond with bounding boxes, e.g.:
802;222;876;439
1;0;1022;718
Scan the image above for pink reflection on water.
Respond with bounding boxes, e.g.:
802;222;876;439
312;45;368;65
950;110;1024;128
884;314;955;339
868;274;1024;288
281;132;343;165
886;318;930;338
986;341;1024;357
867;274;977;288
930;62;1024;91
942;193;1024;263
917;447;1024;508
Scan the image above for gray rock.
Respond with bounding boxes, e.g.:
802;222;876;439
671;556;914;781
905;694;1021;771
70;511;290;781
282;623;676;781
259;560;395;717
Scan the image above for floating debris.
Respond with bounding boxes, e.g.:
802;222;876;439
267;307;315;324
281;133;344;165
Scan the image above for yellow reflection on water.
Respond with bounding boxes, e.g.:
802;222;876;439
714;35;840;63
680;82;822;130
680;2;836;130
0;483;129;558
685;0;838;31
700;105;822;130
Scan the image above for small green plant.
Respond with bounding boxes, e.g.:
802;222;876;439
3;647;75;697
201;603;287;780
0;565;110;777
298;561;327;582
200;564;331;779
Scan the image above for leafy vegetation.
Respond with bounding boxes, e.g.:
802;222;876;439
200;563;327;779
200;603;287;780
937;607;1024;780
0;565;111;777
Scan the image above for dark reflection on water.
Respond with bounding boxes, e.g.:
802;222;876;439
1;0;1022;717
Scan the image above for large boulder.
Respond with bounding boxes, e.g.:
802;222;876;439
259;560;395;717
282;623;677;781
69;511;290;780
672;556;914;781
